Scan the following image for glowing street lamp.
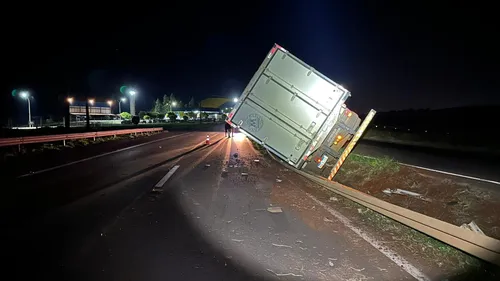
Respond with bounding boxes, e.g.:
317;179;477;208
128;90;137;115
67;97;74;104
107;100;113;106
88;99;95;105
119;97;126;113
233;97;238;103
20;91;32;127
169;101;177;112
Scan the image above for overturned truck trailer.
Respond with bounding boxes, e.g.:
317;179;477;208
227;44;361;177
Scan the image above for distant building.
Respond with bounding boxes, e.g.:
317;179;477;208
170;107;222;120
69;101;119;124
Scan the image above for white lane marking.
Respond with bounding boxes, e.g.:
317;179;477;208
18;132;192;178
399;163;500;186
357;154;500;186
306;193;430;281
155;165;180;188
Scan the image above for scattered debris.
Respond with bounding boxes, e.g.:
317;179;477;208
193;202;200;206
349;267;365;272
376;267;388;272
276;178;283;183
241;172;248;176
254;159;260;162
272;243;292;248
329;261;334;267
382;188;431;202
205;164;211;167
295;240;303;244
151;188;163;194
460;221;485;235
299;247;308;250
323;217;333;223
231;239;244;242
266;269;303;277
357;208;368;214
159;146;162;148
329;197;338;202
267;207;283;213
229;165;233;168
328;258;337;261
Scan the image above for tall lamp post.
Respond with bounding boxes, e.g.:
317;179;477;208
20;91;32;127
129;90;137;116
119;97;126;114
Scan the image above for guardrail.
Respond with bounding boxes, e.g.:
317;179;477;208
0;128;164;149
292;168;500;266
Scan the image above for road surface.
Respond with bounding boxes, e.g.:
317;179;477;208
3;129;426;281
356;140;500;184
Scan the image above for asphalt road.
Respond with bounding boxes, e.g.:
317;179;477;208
355;140;500;184
3;129;422;280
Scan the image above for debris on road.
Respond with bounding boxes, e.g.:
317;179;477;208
382;188;431;202
329;261;334;267
205;164;211;167
266;269;303;277
272;243;292;248
460;221;485;235
276;178;283;183
254;159;260;163
350;267;365;272
357;208;368;214
159;146;162;148
324;217;333;223
329;196;338;202
267;207;283;213
241;172;248;176
231;239;244;242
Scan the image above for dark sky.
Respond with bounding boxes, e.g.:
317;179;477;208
2;1;499;123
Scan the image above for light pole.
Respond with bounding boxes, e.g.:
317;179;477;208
20;91;32;127
233;97;238;103
107;100;113;114
119;97;126;114
129;90;137;116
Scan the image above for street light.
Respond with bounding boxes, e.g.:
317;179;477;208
128;90;137;115
20;91;32;127
107;100;113;106
169;101;177;112
119;97;126;114
233;97;238;103
67;97;74;104
88;99;95;105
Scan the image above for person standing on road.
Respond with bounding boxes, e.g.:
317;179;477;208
225;122;233;138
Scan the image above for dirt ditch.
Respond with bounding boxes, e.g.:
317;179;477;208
334;154;500;240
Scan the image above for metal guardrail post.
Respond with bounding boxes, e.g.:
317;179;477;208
328;109;376;180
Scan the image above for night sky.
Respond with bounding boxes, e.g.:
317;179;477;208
2;1;499;123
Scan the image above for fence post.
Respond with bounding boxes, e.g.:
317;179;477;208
63;139;66;146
